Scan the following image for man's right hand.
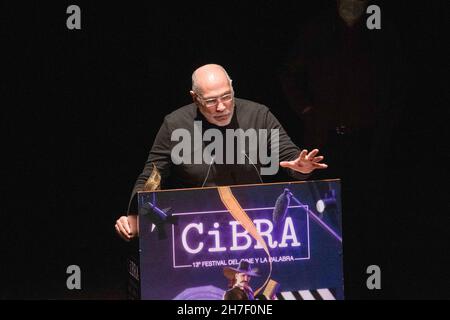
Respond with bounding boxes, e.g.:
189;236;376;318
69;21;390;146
115;215;138;241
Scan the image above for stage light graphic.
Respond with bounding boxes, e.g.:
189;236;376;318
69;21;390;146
316;190;337;214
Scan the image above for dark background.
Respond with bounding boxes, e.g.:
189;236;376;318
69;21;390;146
1;0;448;299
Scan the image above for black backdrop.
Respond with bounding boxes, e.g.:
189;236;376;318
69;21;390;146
1;0;448;299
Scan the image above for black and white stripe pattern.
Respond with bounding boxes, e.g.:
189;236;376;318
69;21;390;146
275;288;336;300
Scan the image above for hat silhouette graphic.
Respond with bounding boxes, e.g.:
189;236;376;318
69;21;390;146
223;260;260;279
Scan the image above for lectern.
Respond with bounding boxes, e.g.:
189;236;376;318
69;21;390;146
128;179;343;300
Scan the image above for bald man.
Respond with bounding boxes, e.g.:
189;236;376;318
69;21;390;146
115;64;327;241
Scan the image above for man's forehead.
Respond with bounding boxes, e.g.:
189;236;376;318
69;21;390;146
196;73;229;90
198;82;232;99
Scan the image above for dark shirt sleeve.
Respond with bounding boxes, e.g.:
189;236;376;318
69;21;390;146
127;117;173;214
264;109;310;180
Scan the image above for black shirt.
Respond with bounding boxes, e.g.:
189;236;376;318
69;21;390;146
129;98;308;210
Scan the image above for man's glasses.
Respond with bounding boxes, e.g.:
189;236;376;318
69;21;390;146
196;92;234;108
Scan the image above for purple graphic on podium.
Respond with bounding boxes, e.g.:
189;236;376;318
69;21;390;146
136;180;343;300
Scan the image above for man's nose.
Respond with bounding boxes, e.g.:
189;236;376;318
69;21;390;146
216;102;226;112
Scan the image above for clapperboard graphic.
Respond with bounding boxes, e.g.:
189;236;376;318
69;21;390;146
137;180;344;300
274;289;337;300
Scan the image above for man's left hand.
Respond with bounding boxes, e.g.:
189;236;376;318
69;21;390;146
279;149;328;174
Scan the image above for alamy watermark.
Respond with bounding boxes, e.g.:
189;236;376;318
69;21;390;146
66;5;81;30
66;264;81;290
366;265;381;290
171;121;280;175
366;5;381;30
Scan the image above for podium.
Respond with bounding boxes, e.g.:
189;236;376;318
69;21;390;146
128;179;344;300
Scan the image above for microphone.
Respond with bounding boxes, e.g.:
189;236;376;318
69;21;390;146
272;188;293;240
241;150;263;184
201;155;215;187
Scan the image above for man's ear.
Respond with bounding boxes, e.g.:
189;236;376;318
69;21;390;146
189;90;196;102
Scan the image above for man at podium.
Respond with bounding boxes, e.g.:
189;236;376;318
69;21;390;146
115;64;327;241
